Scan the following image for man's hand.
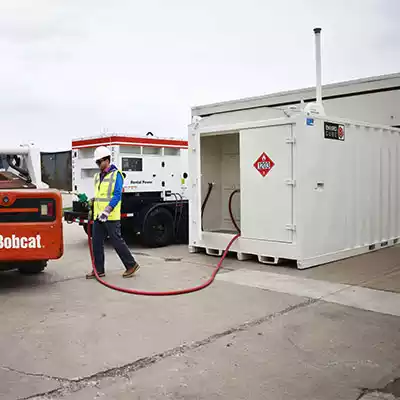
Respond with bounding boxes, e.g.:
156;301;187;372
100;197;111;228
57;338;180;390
98;205;112;223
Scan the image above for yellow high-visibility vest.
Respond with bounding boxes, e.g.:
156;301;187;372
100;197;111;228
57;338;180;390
93;169;123;221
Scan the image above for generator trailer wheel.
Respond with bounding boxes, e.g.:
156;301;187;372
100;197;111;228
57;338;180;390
141;206;174;247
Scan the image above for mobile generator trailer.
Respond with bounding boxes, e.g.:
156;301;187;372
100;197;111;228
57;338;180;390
64;133;190;247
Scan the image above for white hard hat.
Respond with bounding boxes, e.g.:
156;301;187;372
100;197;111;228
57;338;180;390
94;146;111;162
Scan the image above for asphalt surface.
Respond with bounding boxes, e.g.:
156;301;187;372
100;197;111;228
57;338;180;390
0;223;399;400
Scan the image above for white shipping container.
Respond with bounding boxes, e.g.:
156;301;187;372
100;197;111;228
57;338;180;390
188;111;400;269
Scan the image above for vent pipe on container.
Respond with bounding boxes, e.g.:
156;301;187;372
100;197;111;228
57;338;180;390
314;27;322;106
304;27;325;115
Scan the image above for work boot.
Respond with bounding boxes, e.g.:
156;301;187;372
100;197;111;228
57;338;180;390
122;263;140;278
86;271;105;279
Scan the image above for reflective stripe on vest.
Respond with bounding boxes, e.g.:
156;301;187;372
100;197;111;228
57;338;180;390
93;170;122;221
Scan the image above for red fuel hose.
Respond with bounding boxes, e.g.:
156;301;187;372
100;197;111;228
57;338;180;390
87;189;241;296
87;224;240;296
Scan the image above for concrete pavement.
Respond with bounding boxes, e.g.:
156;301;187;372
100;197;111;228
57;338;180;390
0;223;399;399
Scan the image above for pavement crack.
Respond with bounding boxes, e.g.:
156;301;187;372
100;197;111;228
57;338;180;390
22;297;317;399
1;365;68;383
357;374;400;399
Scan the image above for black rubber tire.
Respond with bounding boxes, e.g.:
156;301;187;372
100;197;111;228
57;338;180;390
18;261;47;275
141;206;174;247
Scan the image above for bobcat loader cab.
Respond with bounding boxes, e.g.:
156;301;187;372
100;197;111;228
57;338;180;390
0;144;63;274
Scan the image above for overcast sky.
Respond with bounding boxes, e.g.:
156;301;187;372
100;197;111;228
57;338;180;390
0;0;399;151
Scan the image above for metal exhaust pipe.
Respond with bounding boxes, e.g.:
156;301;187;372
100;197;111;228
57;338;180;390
314;27;322;105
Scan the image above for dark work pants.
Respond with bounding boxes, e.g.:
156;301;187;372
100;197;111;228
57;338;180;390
92;220;136;274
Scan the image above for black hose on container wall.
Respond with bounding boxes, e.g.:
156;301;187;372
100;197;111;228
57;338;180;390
201;182;214;230
228;189;240;233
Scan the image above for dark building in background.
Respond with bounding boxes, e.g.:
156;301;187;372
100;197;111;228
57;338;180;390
41;151;72;191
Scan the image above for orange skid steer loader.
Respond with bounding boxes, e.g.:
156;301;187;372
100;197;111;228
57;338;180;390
0;145;63;274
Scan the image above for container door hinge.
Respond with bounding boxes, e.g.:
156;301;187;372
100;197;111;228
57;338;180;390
285;224;296;231
285;137;296;144
285;179;296;187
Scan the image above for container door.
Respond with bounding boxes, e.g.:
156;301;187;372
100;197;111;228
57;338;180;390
240;124;294;243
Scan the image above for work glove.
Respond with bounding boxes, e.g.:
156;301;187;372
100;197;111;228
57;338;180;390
98;205;112;223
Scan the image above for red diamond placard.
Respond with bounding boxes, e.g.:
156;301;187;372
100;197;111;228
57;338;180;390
254;152;275;177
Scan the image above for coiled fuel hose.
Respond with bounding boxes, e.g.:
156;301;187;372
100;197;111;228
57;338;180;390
86;188;241;296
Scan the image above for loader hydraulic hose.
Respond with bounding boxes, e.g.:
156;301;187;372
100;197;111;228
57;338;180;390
87;191;240;295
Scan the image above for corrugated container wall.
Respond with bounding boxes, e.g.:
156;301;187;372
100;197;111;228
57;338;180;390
295;116;400;267
188;112;400;269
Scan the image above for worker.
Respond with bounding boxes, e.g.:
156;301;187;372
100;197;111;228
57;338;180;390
86;146;140;279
